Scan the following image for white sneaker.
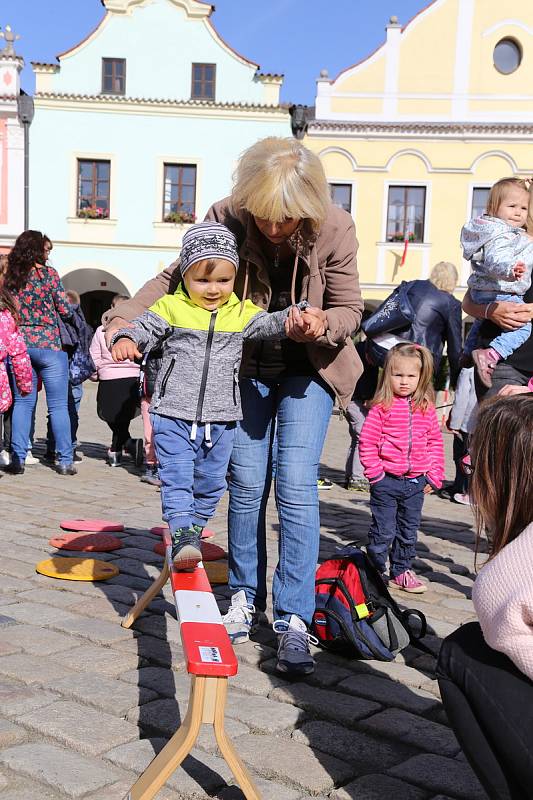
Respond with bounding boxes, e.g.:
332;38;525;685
453;493;471;506
0;450;10;467
25;453;39;466
222;590;261;644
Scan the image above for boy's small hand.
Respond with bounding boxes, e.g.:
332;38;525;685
112;338;141;362
423;484;433;494
512;260;526;280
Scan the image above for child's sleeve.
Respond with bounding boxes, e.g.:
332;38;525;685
359;405;386;483
5;314;32;394
111;310;171;353
242;302;307;341
426;408;445;489
89;328;106;374
482;231;527;281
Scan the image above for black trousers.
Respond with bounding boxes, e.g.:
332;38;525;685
437;622;533;800
96;377;139;452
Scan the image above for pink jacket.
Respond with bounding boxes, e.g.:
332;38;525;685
89;325;140;381
359;396;445;488
0;308;33;412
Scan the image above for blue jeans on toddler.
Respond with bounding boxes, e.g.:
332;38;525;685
228;375;334;626
151;414;235;532
367;473;426;578
465;291;531;359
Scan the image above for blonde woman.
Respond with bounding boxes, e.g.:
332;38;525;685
105;137;363;676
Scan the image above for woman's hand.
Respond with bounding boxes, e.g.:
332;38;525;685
112;338;141;362
487;301;533;332
105;317;132;348
285;306;327;342
498;384;532;397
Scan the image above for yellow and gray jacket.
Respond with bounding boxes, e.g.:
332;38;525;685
112;285;304;426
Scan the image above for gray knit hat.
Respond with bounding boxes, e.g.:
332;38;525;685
179;222;239;277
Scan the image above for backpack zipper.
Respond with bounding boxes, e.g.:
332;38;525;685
194;310;217;423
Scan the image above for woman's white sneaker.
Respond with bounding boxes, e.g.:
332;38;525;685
222;590;262;644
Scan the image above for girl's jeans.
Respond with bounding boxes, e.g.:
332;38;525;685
367;473;426;577
12;348;73;467
345;398;368;481
228;375;334;626
466;292;531;359
151;414;235;532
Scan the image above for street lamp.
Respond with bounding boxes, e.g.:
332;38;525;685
17;90;35;230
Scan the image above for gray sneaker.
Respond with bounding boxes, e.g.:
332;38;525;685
222;590;261;644
273;614;317;677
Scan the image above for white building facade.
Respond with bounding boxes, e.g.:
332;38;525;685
30;0;289;326
0;41;25;253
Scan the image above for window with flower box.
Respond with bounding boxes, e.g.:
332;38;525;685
101;58;126;95
191;63;216;100
386;186;426;243
77;160;111;219
163;164;197;223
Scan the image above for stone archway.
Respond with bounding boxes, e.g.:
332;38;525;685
61;268;131;330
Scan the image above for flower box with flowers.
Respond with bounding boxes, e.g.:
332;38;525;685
164;211;196;225
77;206;109;220
388;231;416;243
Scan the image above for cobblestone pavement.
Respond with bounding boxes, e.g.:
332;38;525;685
0;383;487;799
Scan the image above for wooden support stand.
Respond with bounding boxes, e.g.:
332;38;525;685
121;533;261;800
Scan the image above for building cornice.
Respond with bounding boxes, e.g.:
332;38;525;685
308;119;533;139
34;91;287;114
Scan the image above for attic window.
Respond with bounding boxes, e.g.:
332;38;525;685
102;58;126;94
493;38;522;75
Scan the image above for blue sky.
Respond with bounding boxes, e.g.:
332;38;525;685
3;0;429;104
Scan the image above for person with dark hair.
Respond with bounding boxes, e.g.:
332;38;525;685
437;395;533;800
3;230;76;475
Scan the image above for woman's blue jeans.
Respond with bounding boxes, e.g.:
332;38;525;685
11;348;73;466
228;375;334;626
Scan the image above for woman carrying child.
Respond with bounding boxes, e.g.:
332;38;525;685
359;343;445;593
461;177;533;387
437;395;533;800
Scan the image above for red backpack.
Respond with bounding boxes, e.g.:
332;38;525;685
312;546;426;661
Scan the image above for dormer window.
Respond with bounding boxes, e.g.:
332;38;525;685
102;58;126;95
191;63;216;100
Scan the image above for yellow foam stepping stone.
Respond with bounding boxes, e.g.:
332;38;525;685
204;559;228;585
36;557;119;581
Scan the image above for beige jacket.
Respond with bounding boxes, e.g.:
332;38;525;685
105;198;363;408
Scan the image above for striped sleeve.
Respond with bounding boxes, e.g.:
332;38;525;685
359;405;386;483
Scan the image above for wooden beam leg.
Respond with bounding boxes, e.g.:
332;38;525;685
125;675;205;800
121;561;169;629
213;677;262;800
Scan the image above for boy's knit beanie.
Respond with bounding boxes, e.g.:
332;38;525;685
179;222;239;277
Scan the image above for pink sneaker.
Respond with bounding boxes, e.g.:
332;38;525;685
472;348;500;388
390;569;427;594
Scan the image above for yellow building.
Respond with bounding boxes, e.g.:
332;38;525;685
305;0;533;308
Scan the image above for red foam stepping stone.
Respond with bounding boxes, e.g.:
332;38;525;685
50;532;123;552
60;519;124;533
153;540;226;561
150;525;215;539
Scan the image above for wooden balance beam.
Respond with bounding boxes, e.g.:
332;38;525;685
121;530;261;800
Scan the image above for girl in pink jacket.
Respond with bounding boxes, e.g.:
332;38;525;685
0;285;32;416
359;343;445;593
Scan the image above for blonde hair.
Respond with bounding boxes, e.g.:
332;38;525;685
470;395;533;560
371;343;435;412
486;177;530;221
231;137;331;232
429;261;458;293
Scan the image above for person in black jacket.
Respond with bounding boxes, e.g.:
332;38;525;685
366;262;462;386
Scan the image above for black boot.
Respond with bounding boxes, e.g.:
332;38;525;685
56;464;77;476
107;450;122;467
125;438;144;467
4;460;24;475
